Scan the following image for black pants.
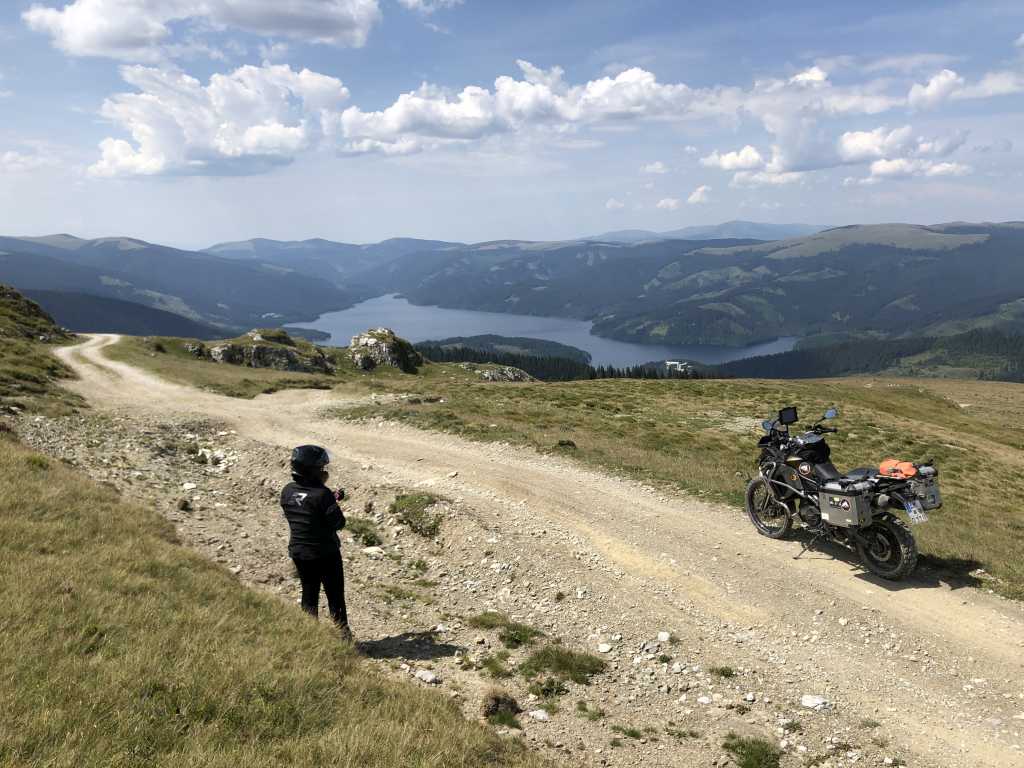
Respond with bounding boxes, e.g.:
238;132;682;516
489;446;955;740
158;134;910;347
292;550;348;626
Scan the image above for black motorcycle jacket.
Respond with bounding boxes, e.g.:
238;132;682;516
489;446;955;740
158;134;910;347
280;476;346;560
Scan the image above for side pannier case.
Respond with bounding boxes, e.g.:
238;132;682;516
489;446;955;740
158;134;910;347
818;481;873;527
912;466;943;510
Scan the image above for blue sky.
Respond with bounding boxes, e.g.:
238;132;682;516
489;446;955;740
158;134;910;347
1;0;1022;248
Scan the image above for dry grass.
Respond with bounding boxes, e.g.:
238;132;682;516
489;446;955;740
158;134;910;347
0;432;547;768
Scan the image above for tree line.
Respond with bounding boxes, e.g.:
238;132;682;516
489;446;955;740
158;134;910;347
415;344;703;382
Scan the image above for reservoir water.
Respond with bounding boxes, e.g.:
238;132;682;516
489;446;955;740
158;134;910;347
294;294;796;368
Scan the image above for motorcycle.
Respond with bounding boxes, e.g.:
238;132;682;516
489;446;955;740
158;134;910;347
744;405;942;580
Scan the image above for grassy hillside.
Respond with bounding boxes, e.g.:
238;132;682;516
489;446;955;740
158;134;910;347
339;375;1024;599
0;284;80;415
716;329;1024;382
0;432;546;768
108;333;1024;600
0;290;547;768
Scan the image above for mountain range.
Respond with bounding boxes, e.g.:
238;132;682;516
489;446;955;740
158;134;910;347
2;221;1024;350
591;220;824;243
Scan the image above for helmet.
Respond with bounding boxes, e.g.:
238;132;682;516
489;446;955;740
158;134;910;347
290;445;331;478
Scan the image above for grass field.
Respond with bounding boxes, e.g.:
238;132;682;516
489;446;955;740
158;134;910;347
106;335;1024;600
0;429;548;768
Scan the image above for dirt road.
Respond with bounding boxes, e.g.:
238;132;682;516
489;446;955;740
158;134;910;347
53;335;1024;767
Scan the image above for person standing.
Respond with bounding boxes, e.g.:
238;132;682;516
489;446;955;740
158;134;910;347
280;445;352;642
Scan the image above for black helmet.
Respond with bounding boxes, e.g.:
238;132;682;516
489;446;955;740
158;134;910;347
291;445;331;478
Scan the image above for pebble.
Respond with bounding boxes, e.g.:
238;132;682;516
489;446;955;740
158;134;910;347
527;709;550;722
800;694;831;711
597;643;613;653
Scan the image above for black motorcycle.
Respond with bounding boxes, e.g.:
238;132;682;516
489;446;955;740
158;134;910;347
744;406;942;580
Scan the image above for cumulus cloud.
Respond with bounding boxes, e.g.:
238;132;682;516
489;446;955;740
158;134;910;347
907;69;964;109
23;0;382;60
641;160;668;174
700;145;764;170
789;66;828;86
656;197;681;210
89;63;350;176
868;158;970;179
837;126;915;163
1016;32;1024;48
605;197;625;210
686;185;711;204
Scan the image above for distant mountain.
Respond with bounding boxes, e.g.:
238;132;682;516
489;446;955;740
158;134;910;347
204;237;461;288
351;222;1024;347
0;235;353;329
23;291;225;339
592;221;824;243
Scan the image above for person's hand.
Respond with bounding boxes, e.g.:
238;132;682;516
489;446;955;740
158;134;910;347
334;488;346;502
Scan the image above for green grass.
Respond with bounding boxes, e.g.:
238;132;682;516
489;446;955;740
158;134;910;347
390;493;444;538
486;710;522;729
575;700;605;721
346;516;382;547
467;611;509;629
610;725;643;740
0;431;547;768
0;286;81;416
709;665;736;678
479;651;513;679
518;646;606;685
722;733;782;768
527;677;567;699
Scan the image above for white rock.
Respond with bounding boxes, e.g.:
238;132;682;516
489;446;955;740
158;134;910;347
415;670;440;685
838;617;849;627
800;694;831;711
182;482;197;491
744;692;756;702
657;631;671;643
362;546;385;558
597;643;613;653
697;695;712;705
527;709;550;722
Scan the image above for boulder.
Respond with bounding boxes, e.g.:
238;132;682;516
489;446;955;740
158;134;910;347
206;330;335;373
349;328;422;373
457;363;534;382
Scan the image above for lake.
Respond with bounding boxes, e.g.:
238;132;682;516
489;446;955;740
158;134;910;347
293;294;796;368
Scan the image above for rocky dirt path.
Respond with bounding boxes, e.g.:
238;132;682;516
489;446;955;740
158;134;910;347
26;334;1024;767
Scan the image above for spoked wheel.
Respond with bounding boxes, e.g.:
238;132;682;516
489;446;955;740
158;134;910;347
745;477;792;539
856;516;918;580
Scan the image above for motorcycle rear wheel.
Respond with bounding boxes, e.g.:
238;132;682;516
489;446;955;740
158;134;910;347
745;477;792;539
856;516;918;580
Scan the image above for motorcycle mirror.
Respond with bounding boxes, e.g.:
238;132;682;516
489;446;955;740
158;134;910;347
823;407;838;420
762;419;773;432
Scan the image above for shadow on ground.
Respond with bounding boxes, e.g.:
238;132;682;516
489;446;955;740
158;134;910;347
787;529;983;592
358;631;464;661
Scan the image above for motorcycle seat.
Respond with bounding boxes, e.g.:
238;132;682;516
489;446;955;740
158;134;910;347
841;467;874;481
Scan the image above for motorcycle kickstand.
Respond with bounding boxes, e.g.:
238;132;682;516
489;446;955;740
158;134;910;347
793;529;826;560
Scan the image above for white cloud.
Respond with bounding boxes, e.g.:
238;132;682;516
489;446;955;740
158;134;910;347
868;157;970;180
862;53;959;74
1016;32;1024;48
789;66;828;86
23;0;382;60
683;145;698;154
956;70;1024;100
605;197;625;210
837;126;914;163
397;0;463;13
641;160;668;174
258;42;290;62
686;185;711;204
0;149;60;173
656;197;681;210
907;69;964;109
700;144;764;170
89;63;350;176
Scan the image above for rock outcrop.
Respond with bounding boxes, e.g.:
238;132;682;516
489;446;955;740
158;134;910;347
188;330;335;373
457;363;534;382
349;328;422;373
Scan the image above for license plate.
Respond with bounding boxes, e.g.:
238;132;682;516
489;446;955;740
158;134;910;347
906;500;929;524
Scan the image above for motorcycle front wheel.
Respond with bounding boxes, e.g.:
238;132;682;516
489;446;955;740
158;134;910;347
745;476;792;539
855;516;918;580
